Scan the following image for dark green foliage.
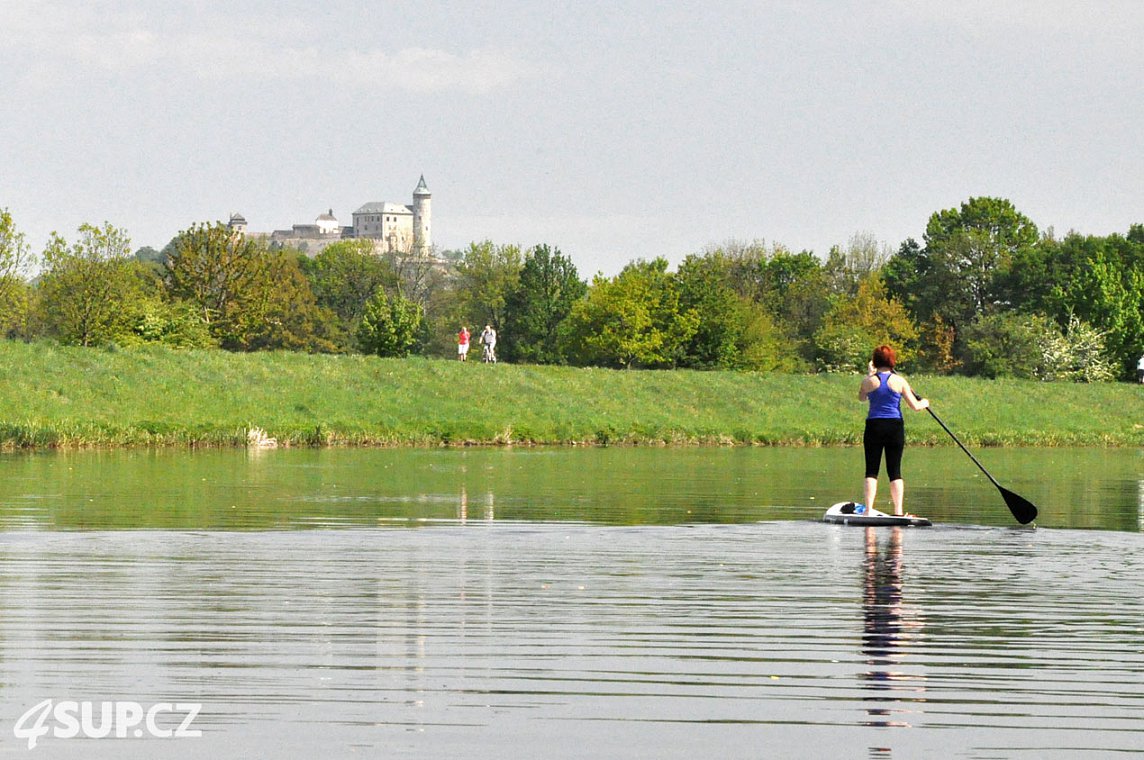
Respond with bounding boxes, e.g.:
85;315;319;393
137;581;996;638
875;197;1144;380
674;252;788;370
698;242;828;369
501;244;586;364
300;240;397;351
301;240;396;327
757;250;831;364
960;312;1057;379
133;246;164;264
885;197;1039;338
674;253;743;369
1038;231;1144;379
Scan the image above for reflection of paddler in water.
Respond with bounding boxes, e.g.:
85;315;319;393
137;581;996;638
861;526;926;731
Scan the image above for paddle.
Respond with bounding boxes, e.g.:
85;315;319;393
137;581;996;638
920;403;1038;525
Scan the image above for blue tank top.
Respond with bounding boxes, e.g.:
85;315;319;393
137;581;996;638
867;372;903;420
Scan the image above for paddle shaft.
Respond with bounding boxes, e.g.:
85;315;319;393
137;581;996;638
924;407;1003;490
908;394;1036;524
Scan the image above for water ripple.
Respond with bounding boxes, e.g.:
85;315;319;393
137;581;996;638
0;524;1141;758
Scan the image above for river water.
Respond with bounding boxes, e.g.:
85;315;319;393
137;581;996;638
0;448;1141;758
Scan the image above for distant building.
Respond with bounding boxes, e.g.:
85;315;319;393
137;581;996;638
352;202;412;251
227;212;247;235
265;208;346;251
315;209;340;235
229;175;433;256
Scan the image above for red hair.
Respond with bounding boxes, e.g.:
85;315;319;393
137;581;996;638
872;345;896;369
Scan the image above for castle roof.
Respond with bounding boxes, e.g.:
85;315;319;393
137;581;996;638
354;201;412;215
413;175;430;196
316;209;337;221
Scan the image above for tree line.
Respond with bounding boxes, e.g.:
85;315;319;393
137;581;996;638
1;197;1141;380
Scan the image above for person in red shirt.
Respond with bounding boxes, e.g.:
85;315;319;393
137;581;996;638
457;326;470;362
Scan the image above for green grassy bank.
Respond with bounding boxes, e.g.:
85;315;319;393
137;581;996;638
0;341;1141;449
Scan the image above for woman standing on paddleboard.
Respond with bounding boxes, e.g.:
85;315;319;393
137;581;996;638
858;345;929;516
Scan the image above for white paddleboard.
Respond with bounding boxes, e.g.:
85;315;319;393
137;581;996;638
822;501;932;527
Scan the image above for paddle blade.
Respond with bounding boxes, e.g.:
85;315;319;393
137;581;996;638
1000;486;1038;525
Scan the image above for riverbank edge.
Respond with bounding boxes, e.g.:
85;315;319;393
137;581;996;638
0;425;1138;451
1;341;1141;451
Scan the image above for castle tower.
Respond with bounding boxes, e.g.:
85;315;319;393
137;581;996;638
412;175;431;253
227;212;247;235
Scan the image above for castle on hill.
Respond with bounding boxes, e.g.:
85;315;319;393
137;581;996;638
228;175;432;256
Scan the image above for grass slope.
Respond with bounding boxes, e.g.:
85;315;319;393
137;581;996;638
0;341;1141;449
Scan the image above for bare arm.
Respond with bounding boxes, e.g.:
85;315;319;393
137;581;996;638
901;382;930;411
881;373;930;410
858;367;878;401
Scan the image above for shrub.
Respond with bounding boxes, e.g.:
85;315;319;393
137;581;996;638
960;312;1057;379
358;290;424;357
1038;315;1115;382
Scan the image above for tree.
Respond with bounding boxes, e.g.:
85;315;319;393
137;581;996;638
925;196;1038;251
301;239;396;349
133;246;164;264
1039;230;1144;379
675;252;744;369
165;225;335;352
165;222;267;339
813;275;919;373
225;249;339;352
454;241;523;330
733;300;795;372
303;240;395;321
756;249;824;313
0;278;32;339
0;208;34;293
36;223;152;346
0;209;34;338
759;249;831;365
501;244;586;364
824;232;892;297
357;289;424;357
561;258;697;369
960;312;1058;379
688;241;825;369
129;299;217;349
913;314;959;375
384;242;445;307
704;239;770;301
675;251;793;371
885;197;1039;339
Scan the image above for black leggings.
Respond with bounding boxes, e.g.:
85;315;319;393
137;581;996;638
864;418;905;481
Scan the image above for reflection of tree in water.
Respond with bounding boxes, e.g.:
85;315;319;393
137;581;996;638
861;526;926;739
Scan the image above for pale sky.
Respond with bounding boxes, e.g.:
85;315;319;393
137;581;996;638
2;0;1141;276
